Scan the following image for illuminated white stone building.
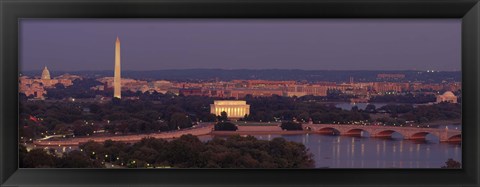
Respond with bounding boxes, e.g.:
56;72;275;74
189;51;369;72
210;100;250;119
41;66;51;80
436;91;458;103
19;67;76;99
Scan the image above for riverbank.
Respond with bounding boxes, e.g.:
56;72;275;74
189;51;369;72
33;124;214;146
210;130;307;136
212;125;307;135
419;119;462;127
33;124;309;146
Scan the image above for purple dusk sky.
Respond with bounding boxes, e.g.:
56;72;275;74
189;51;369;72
20;19;461;72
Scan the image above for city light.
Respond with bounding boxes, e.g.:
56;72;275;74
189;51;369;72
18;32;462;169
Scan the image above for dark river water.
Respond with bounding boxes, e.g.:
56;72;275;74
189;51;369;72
198;133;461;168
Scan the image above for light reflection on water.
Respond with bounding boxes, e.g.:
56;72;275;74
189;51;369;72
198;134;461;168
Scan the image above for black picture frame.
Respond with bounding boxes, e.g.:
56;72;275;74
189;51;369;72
1;0;479;186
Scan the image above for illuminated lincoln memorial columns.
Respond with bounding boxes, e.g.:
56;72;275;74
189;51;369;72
210;100;250;119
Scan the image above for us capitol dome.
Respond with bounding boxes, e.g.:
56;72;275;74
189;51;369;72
41;66;51;80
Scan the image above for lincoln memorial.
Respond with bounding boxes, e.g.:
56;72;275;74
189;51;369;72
210;100;250;119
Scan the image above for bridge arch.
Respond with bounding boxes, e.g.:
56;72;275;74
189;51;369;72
447;134;462;143
317;127;340;136
345;128;370;137
374;130;404;139
408;131;439;141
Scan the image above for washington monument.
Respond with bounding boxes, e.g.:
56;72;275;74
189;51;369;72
114;36;121;99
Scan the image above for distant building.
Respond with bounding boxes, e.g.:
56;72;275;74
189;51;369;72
55;73;82;81
377;73;405;80
373;82;409;93
229;88;284;99
150;80;172;93
210;100;250;119
436;91;458;103
19;78;46;99
412;82;444;92
444;82;462;92
231;80;296;89
19;66;75;99
179;88;203;96
91;85;105;91
285;84;328;97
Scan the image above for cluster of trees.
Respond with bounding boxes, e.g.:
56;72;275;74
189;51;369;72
280;122;303;131
241;95;371;123
375;102;461;125
19;97;207;139
213;122;238;131
20;101;87;139
377;104;415;115
324;89;355;102
441;158;462;169
369;93;436;104
403;102;461;123
72;135;314;168
19;144;104;168
45;78;104;99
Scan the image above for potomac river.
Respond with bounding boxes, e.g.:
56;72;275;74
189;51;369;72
32;123;461;168
199;133;461;168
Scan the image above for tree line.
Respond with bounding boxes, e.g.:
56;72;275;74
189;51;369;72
20;135;315;168
369;93;437;104
373;102;461;125
241;95;371;123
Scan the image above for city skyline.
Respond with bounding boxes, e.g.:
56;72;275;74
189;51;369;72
20;19;461;72
18;24;463;168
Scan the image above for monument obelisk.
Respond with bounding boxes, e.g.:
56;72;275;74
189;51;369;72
114;36;121;99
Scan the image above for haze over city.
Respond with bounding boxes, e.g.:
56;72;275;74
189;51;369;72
20;19;460;72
